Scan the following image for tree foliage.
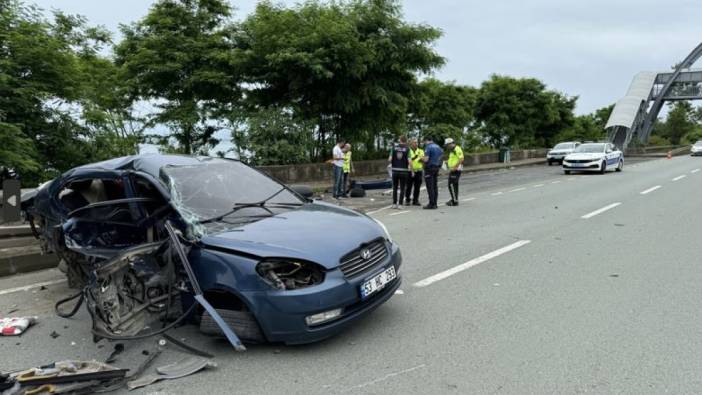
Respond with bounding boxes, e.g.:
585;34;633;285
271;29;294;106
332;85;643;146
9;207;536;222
115;0;241;155
236;0;444;158
474;75;576;148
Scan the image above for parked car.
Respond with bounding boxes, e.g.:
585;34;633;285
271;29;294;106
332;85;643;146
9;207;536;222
562;143;623;174
546;142;580;165
691;140;702;156
23;154;402;346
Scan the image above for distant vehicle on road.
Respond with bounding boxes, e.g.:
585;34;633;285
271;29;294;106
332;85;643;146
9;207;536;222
546;142;580;165
562;143;623;175
691;140;702;156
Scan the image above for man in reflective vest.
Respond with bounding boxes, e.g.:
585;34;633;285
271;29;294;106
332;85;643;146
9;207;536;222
342;143;353;197
445;137;464;206
404;138;424;206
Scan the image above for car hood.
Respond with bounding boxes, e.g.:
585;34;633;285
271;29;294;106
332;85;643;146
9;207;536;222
565;153;604;160
199;202;385;269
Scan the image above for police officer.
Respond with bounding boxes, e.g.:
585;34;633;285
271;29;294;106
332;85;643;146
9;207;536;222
421;136;443;210
404;138;424;206
388;136;411;209
445;137;464;206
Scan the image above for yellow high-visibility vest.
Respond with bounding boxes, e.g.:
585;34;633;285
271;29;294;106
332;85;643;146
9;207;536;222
343;151;352;173
409;148;424;171
447;146;464;169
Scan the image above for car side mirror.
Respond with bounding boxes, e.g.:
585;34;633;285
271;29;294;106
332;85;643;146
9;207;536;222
291;185;314;199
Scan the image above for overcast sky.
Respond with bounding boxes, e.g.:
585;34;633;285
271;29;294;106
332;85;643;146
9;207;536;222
32;0;702;115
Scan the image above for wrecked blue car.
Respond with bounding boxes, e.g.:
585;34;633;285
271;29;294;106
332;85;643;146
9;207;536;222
24;154;401;346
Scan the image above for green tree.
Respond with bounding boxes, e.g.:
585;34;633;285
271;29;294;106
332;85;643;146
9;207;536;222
555;104;613;143
0;1;113;184
474;75;576;148
236;0;444;159
410;78;477;147
235;107;315;166
651;102;697;145
115;0;241;155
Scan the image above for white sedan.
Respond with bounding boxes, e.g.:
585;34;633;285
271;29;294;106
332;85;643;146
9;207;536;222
562;143;624;174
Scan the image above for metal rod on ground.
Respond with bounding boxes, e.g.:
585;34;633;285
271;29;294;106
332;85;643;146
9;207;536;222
164;221;246;352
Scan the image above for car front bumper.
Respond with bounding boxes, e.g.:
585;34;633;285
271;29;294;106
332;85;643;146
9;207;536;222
244;243;403;344
547;154;566;161
563;161;601;171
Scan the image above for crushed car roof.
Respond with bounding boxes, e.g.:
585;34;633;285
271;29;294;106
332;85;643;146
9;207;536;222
74;154;223;178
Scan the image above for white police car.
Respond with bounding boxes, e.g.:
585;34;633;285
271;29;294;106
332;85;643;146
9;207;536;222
562;142;623;175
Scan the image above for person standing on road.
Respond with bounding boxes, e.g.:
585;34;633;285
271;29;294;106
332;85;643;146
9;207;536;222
405;138;424;206
332;138;346;199
342;143;353;197
421;136;443;210
388;136;411;209
445;137;464;206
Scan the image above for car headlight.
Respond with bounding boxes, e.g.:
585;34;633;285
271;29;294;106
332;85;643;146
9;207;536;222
373;218;393;243
256;259;325;290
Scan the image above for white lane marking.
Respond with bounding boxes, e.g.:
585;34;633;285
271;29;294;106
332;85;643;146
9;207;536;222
344;364;427;392
389;210;410;216
640;185;661;195
551;180;561;184
0;279;66;296
367;205;392;215
413;240;532;288
509;187;526;193
491;192;503;196
691;169;700;174
581;202;622;219
567;177;576;181
533;184;544;188
461;197;476;202
673;175;687;181
394;289;404;295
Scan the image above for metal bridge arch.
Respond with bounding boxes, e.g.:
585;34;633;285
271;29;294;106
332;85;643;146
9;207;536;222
606;42;702;150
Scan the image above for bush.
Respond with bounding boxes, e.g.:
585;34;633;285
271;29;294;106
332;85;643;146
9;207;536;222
648;135;671;146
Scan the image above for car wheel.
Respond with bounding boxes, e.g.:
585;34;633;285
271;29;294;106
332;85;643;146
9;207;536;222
564;170;571;175
200;308;266;344
548;161;552;166
599;160;606;174
616;159;623;172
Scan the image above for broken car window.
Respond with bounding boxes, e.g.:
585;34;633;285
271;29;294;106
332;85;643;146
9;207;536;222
163;159;304;235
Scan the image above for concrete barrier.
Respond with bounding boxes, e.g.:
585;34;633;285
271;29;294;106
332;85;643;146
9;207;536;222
259;148;549;184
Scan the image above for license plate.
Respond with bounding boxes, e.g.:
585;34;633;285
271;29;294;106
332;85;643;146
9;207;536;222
360;266;396;300
570;163;585;167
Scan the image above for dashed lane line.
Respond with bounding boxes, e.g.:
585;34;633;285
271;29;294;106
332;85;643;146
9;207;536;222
672;175;687;181
640;186;661;195
581;202;622;219
509;187;526;193
691;169;700;174
413;240;532;288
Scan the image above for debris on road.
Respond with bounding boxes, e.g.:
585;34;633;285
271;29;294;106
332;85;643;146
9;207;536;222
127;357;217;390
49;331;59;339
0;316;37;336
8;360;127;394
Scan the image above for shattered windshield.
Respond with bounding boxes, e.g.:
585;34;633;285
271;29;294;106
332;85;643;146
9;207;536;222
163;159;303;234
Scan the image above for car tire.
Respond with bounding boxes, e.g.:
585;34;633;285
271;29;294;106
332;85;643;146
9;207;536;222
599;160;606;174
564;170;571;175
548;160;553;166
616;159;623;172
200;308;266;344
